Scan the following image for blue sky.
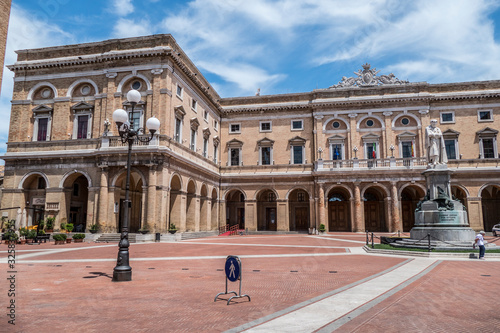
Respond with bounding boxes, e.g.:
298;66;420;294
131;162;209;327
1;0;500;157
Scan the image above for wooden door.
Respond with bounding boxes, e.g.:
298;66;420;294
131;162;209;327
401;201;415;232
329;202;349;231
364;202;381;232
266;208;277;231
295;207;308;231
237;208;245;229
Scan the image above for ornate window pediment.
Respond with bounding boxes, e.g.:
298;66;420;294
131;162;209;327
174;105;186;118
203;127;211;139
257;137;274;147
190;117;200;130
396;131;416;141
477;127;498;137
327;134;345;143
442;129;460;138
32;104;53;114
361;133;380;142
288;136;306;146
227;138;243;148
213;135;220;147
71;101;93;113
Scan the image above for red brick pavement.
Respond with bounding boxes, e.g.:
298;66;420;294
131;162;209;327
1;234;499;332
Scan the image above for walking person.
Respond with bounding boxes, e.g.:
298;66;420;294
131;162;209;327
474;231;486;260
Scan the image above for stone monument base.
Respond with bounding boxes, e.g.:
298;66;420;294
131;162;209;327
410;226;476;243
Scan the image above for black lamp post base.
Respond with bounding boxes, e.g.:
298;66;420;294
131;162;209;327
112;269;132;282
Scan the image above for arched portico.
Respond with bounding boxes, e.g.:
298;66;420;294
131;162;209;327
327;187;351;232
288;188;310;231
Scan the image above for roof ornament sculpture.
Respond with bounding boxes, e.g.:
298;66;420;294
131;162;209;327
330;63;409;88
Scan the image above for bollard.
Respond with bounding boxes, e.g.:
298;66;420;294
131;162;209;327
371;232;374;249
398;230;400;237
155;232;160;242
427;233;431;252
366;231;369;245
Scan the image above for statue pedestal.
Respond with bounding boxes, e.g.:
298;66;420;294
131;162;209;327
409;167;475;243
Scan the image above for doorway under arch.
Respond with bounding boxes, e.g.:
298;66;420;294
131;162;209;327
257;189;277;231
327;188;351;232
186;180;197;231
64;174;89;232
169;175;182;231
225;189;245;229
364;187;387;232
401;186;425;232
116;171;143;233
288;189;310;231
481;185;500;232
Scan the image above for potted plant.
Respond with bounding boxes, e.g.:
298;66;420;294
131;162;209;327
319;224;326;234
53;234;67;245
72;233;86;243
168;223;177;234
4;220;18;244
139;226;150;234
60;222;66;233
89;224;99;234
65;223;74;233
45;217;55;233
37;220;44;231
26;230;37;243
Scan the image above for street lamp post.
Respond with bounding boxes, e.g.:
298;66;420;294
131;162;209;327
111;89;160;282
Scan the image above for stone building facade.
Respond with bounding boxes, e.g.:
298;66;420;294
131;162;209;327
0;0;11;94
2;35;500;234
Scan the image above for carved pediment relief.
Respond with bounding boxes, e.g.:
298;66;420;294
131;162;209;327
203;127;211;139
327;134;345;143
71;101;94;112
330;63;409;88
213;135;220;146
288;136;306;146
396;131;417;139
361;133;380;141
477;127;498;137
190;117;200;130
442;129;460;138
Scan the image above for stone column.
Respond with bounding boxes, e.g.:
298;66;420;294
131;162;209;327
391;182;401;232
383;111;393;158
354;183;364;232
245;201;257;231
194;195;201;232
219;200;226;230
98;167;109;228
419;109;430;157
318;184;326;230
87;187;99;229
348;113;358;159
277;200;289;231
146;166;157;230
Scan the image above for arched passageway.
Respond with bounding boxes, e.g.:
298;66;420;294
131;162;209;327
401;186;425;232
364;187;387;232
257;189;277;231
169;175;182;230
288;189;310;231
327;188;351;232
225;190;245;229
481;185;500;232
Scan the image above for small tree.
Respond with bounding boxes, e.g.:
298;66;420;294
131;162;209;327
65;223;74;233
45;217;55;230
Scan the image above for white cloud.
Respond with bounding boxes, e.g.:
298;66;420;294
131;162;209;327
111;18;153;38
112;0;134;16
197;61;286;94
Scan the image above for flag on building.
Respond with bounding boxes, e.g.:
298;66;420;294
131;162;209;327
372;143;376;158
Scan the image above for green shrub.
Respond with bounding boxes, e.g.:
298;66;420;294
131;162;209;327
65;223;74;233
169;223;177;230
72;233;86;240
45;217;55;230
53;234;67;241
27;230;37;239
60;223;66;231
19;227;29;237
90;224;99;231
319;224;326;232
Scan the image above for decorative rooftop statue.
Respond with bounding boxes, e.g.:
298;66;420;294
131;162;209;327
330;63;409;88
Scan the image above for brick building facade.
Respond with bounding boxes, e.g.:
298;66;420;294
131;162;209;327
2;35;500;234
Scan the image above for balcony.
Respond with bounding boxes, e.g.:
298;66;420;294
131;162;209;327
315;157;427;171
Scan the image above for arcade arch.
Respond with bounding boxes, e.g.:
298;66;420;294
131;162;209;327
288;188;310;231
327;187;351;232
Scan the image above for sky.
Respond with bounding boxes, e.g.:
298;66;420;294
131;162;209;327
1;0;500;157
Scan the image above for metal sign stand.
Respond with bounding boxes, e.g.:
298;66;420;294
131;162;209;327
214;255;251;305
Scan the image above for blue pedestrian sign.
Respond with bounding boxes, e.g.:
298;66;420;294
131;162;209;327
225;256;240;282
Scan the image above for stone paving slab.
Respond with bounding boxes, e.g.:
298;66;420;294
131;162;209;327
1;234;500;332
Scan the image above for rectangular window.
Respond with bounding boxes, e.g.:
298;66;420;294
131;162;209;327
440;112;454;123
478;110;493;122
203;138;208;158
203;110;208;121
292;146;303;164
297;192;305;202
401;141;412;158
191;99;197;111
214;120;218;131
366;143;377;159
261;147;271;165
483;138;495;158
37;118;48;141
213;145;218;164
230;148;240;166
174;118;182;143
291;120;303;130
128;110;141;131
260;121;271;132
77;115;89;139
331;144;342;160
229;123;240;133
176;84;183;98
190;129;196;151
444;140;457;159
